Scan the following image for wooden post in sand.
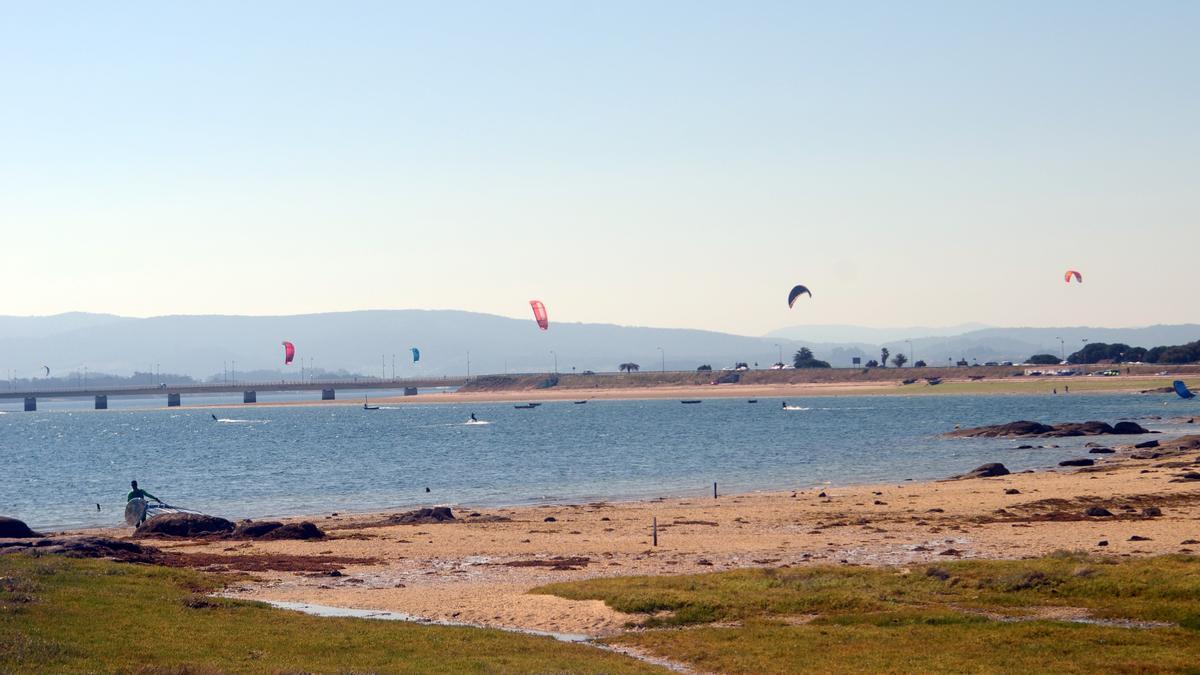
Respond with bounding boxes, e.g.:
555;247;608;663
713;482;718;499
652;517;658;547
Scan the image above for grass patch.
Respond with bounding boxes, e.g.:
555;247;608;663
615;618;1200;674
538;554;1200;673
537;553;1200;628
0;554;660;674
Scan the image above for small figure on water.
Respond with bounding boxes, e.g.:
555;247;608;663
470;412;478;422
211;414;218;421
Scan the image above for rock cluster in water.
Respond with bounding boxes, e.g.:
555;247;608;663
946;420;1150;438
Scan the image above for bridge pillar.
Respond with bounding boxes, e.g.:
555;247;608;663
23;397;36;412
321;388;335;401
243;391;257;404
167;393;181;407
95;395;108;410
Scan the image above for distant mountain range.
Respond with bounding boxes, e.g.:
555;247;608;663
0;312;1197;379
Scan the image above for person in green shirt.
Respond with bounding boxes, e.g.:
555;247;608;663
127;480;162;504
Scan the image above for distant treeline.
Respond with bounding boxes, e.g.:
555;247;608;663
202;368;367;383
1066;339;1200;365
0;368;376;389
0;371;196;388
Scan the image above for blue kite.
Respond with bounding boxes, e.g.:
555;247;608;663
1174;380;1196;399
410;347;420;364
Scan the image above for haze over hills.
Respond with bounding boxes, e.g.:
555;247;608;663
0;312;1197;380
766;323;992;345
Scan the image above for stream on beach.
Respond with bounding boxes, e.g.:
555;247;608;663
2;392;1194;530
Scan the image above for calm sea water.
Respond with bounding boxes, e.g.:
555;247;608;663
1;393;1193;531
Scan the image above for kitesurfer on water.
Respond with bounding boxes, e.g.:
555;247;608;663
127;480;162;504
470;413;478;422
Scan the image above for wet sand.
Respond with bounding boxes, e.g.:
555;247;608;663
123;436;1200;638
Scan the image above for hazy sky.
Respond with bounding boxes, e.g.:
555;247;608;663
2;1;1196;336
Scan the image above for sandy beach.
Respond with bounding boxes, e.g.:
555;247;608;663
168;372;1200;411
97;433;1200;639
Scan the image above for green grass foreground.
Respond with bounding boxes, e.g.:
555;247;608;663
0;554;660;674
538;553;1200;674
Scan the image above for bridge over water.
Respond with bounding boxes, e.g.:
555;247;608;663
0;377;467;411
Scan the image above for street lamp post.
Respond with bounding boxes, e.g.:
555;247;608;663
1056;336;1065;362
466;351;471;379
906;339;914;367
657;347;664;373
775;343;782;366
550;350;558;374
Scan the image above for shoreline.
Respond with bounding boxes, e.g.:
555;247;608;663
11;373;1196;414
36;431;1200;639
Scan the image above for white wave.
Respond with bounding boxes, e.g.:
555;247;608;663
216;418;270;424
464;420;491;426
782;406;810;411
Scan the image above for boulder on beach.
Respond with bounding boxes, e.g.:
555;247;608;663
1112;421;1151;435
961;463;1011;479
1084;507;1113;517
135;513;235;538
258;522;325;540
1134;440;1160;449
388;507;455;524
232;520;284;538
1059;458;1095;467
1088;447;1115;454
0;516;41;538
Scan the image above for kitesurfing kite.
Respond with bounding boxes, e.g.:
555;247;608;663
410;347;420;363
1064;270;1082;284
1174;380;1196;400
787;285;812;308
281;341;295;365
41;365;50;377
529;300;549;330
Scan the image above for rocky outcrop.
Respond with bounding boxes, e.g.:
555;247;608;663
947;420;1149;438
0;536;159;563
230;520;326;540
388;507;455;524
135;513;235;538
0;516;40;538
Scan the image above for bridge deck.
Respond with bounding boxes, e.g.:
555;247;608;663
0;378;465;400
